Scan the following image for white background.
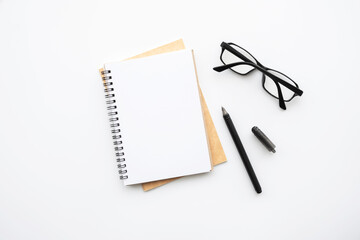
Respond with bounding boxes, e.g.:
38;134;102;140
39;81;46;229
0;0;359;239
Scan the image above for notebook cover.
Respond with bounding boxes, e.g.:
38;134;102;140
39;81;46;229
100;39;227;191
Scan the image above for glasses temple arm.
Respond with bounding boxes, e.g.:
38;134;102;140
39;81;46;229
274;80;287;110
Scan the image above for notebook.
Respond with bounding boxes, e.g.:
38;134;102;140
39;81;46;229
100;39;227;191
101;49;212;185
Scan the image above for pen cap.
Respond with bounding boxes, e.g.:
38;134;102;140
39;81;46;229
252;126;276;153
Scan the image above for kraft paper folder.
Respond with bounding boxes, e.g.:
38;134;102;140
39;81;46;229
101;39;226;191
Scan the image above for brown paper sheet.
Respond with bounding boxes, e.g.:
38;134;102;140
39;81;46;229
100;39;226;191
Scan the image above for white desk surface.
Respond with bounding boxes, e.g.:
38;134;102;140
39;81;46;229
1;0;359;239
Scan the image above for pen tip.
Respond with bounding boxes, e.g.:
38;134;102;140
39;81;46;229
221;107;228;116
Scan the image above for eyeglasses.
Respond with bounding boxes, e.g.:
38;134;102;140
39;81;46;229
213;42;303;110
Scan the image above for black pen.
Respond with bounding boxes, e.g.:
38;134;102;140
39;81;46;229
222;107;262;194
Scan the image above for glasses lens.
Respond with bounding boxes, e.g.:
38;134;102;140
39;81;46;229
263;70;298;101
221;44;257;74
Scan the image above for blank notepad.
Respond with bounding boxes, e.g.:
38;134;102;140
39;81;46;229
103;50;211;185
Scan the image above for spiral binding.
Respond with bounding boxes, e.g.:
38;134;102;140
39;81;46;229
101;69;128;180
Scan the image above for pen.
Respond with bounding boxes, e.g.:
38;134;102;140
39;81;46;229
222;107;262;194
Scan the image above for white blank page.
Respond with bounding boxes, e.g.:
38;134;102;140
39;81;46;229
104;50;211;185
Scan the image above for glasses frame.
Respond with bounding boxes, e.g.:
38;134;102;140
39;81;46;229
214;42;303;110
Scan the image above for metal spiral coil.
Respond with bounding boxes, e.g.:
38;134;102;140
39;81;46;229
101;69;128;180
